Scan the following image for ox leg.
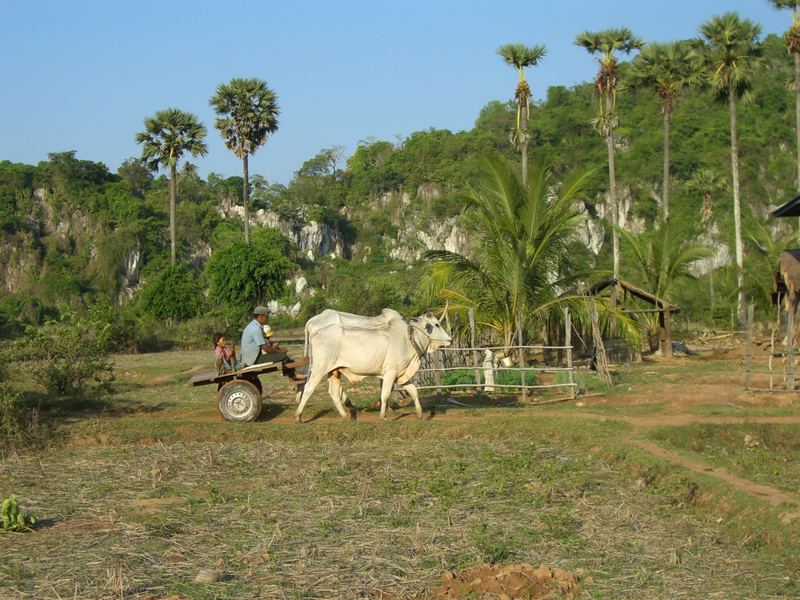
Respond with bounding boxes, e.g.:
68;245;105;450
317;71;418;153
295;368;327;423
379;375;396;420
400;383;423;419
327;372;351;420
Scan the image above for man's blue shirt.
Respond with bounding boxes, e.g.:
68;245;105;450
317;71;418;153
241;319;267;366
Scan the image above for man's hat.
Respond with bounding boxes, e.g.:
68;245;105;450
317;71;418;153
253;305;271;316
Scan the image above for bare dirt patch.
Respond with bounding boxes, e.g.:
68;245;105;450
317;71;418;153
429;563;582;599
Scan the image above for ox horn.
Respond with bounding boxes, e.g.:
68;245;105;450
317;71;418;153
438;301;449;321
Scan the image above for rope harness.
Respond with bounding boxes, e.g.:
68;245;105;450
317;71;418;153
406;320;432;358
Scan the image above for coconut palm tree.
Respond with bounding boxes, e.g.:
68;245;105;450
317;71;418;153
422;156;639;354
136;108;207;265
618;221;712;302
628;41;701;221
210;78;280;245
698;12;764;323
574;28;643;282
496;43;546;185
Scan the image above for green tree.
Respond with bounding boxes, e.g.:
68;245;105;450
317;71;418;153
619;221;712;301
206;228;294;311
688;168;727;223
575;28;643;282
424;156;591;351
210;78;280;245
769;1;800;189
768;0;800;242
496;43;547;185
139;262;202;322
628;41;701;221
135;108;208;265
698;12;764;323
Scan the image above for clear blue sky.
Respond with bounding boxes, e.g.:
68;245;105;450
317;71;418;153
0;1;790;185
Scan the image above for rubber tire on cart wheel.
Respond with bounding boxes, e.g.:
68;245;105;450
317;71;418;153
217;380;262;422
242;374;262;397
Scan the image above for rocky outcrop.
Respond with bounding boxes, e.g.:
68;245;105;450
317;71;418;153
0;233;40;294
217;204;346;260
390;217;471;262
595;186;646;235
574;202;605;255
689;223;732;277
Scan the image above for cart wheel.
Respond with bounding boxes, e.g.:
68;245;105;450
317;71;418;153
242;374;262;396
217;380;262;422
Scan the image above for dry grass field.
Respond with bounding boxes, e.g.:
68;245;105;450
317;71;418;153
1;341;799;599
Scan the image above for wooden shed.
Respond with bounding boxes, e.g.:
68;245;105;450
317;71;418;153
589;278;680;358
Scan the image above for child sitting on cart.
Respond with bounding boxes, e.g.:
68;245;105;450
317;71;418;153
213;333;238;375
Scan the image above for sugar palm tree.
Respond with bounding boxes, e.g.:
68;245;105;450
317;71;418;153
688;168;727;223
628;41;701;221
496;43;546;185
136;108;207;265
210;77;279;245
575;28;643;282
698;12;764;323
768;0;800;241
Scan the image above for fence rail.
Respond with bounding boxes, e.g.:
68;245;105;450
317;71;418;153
414;339;577;398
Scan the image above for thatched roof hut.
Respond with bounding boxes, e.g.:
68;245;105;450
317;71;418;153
589;278;680;358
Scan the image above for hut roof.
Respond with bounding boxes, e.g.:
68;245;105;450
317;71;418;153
772;195;800;217
589;278;680;313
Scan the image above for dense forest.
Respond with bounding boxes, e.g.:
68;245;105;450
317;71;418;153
1;31;798;346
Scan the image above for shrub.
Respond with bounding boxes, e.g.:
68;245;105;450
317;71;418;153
10;311;114;397
0;386;49;455
1;495;35;532
206;227;294;311
139;262;202;322
440;367;537;390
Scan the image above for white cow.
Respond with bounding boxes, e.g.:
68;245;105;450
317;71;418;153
296;311;451;422
303;308;403;356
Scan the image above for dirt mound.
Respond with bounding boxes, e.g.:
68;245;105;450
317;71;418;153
430;563;583;598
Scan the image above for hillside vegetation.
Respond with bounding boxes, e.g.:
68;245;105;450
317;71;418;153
0;34;797;341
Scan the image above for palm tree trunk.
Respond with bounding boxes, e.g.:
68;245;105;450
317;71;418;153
662;107;671;222
794;51;800;243
243;154;250;245
607;131;619;281
169;164;177;265
520;101;529;185
729;86;745;324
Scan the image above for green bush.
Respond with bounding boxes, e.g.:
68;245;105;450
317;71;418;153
441;367;537;390
0;386;50;455
205;227;294;311
10;311;114;397
0;495;35;532
139;262;202;322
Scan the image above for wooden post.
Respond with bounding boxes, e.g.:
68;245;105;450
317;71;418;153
565;308;575;399
468;308;481;392
788;297;796;391
664;309;673;358
432;350;443;393
517;311;527;402
745;303;754;390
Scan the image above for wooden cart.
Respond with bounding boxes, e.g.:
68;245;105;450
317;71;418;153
189;359;308;422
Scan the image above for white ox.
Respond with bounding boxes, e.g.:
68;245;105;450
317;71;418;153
303;308;403;356
296;311;451;422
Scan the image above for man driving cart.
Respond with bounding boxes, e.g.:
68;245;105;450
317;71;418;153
241;305;306;381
